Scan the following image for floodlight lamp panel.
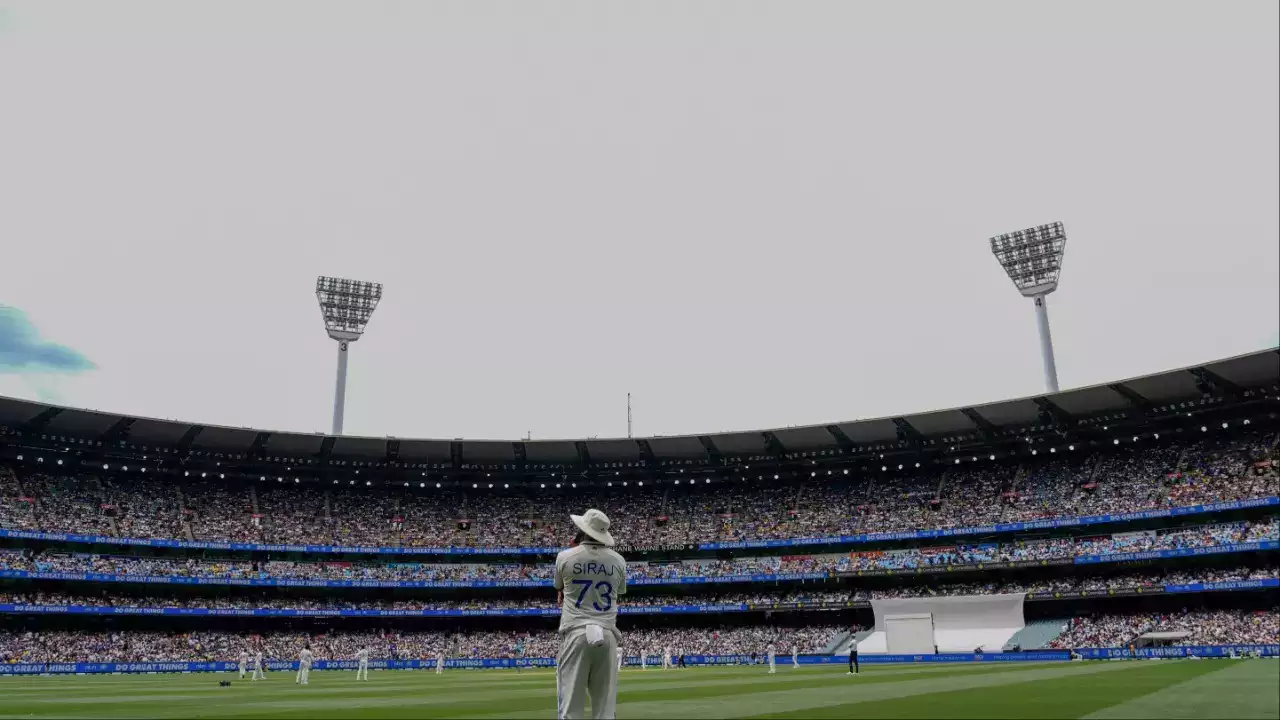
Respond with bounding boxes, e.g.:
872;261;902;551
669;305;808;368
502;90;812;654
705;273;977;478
989;221;1067;297
316;275;383;338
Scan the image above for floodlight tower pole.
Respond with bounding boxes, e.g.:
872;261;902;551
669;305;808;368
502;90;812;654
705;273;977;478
332;335;355;435
1033;295;1059;393
315;277;383;436
989;222;1067;394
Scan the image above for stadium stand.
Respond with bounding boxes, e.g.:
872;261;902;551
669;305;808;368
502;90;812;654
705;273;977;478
0;348;1276;668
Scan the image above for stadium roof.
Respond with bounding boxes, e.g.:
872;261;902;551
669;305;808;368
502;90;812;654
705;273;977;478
0;349;1275;467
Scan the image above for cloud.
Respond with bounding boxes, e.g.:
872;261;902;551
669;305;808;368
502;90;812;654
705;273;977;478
0;306;96;374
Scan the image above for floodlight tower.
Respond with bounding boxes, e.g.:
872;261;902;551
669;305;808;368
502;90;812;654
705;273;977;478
315;276;383;435
989;221;1067;393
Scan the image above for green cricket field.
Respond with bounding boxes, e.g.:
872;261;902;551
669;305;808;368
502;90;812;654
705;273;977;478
1;660;1277;719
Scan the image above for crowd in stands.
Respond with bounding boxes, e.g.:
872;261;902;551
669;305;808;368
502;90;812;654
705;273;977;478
2;517;1275;583
1;431;1275;548
0;566;1273;612
1049;609;1280;649
2;608;1276;664
0;625;842;664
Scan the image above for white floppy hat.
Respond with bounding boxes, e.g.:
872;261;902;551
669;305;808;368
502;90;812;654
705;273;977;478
570;508;615;547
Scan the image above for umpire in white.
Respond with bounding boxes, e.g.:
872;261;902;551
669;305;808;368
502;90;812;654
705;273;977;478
555;509;626;720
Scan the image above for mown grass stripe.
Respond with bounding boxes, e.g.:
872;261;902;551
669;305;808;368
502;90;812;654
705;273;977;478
466;661;1149;720
1082;660;1280;720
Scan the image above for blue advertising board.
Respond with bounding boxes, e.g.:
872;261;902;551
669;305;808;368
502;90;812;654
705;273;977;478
2;543;1273;590
1;647;1275;674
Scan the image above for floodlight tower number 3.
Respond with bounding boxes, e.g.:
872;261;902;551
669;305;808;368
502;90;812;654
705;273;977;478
315;276;383;435
989;222;1067;393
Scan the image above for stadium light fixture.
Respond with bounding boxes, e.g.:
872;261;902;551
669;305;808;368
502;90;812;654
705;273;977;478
315;276;383;435
989;221;1067;392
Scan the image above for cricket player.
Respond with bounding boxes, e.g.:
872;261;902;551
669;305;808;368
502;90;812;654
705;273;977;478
435;653;445;675
663;646;672;670
554;508;626;720
296;645;314;685
252;650;266;681
768;644;776;674
792;647;799;669
354;647;370;680
617;647;624;672
238;650;248;679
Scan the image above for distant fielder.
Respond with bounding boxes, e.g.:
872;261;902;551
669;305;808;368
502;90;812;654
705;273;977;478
435;653;445;675
768;644;776;674
555;508;626;720
296;645;314;685
252;650;266;681
356;647;370;680
792;646;799;669
238;650;248;680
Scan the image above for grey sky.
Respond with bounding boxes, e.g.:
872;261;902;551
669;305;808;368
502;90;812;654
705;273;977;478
0;0;1276;441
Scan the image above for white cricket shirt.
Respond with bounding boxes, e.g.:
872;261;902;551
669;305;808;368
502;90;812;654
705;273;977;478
554;542;627;638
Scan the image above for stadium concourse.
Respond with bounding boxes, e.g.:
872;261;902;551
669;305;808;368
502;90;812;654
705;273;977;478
0;350;1277;714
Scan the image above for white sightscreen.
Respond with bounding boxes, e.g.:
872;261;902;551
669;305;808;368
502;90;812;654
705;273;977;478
865;594;1026;654
885;613;936;655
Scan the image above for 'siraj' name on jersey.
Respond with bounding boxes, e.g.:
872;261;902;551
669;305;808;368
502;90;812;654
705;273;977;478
572;562;618;577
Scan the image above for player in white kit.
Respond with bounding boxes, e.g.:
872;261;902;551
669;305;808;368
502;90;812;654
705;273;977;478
554;509;626;720
252;650;266;681
435;653;444;674
663;646;672;670
238;650;248;679
296;645;314;685
792;646;799;669
617;647;624;672
355;647;370;681
768;644;776;674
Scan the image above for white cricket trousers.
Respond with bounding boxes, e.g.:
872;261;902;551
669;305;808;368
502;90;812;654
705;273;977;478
357;660;369;680
252;664;265;681
238;663;245;679
556;627;619;720
296;664;310;684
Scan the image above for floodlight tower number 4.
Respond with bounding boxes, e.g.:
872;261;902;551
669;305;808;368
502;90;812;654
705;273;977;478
315;276;383;435
989;222;1067;393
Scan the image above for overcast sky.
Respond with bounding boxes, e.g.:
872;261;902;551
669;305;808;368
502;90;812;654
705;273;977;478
0;0;1276;441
